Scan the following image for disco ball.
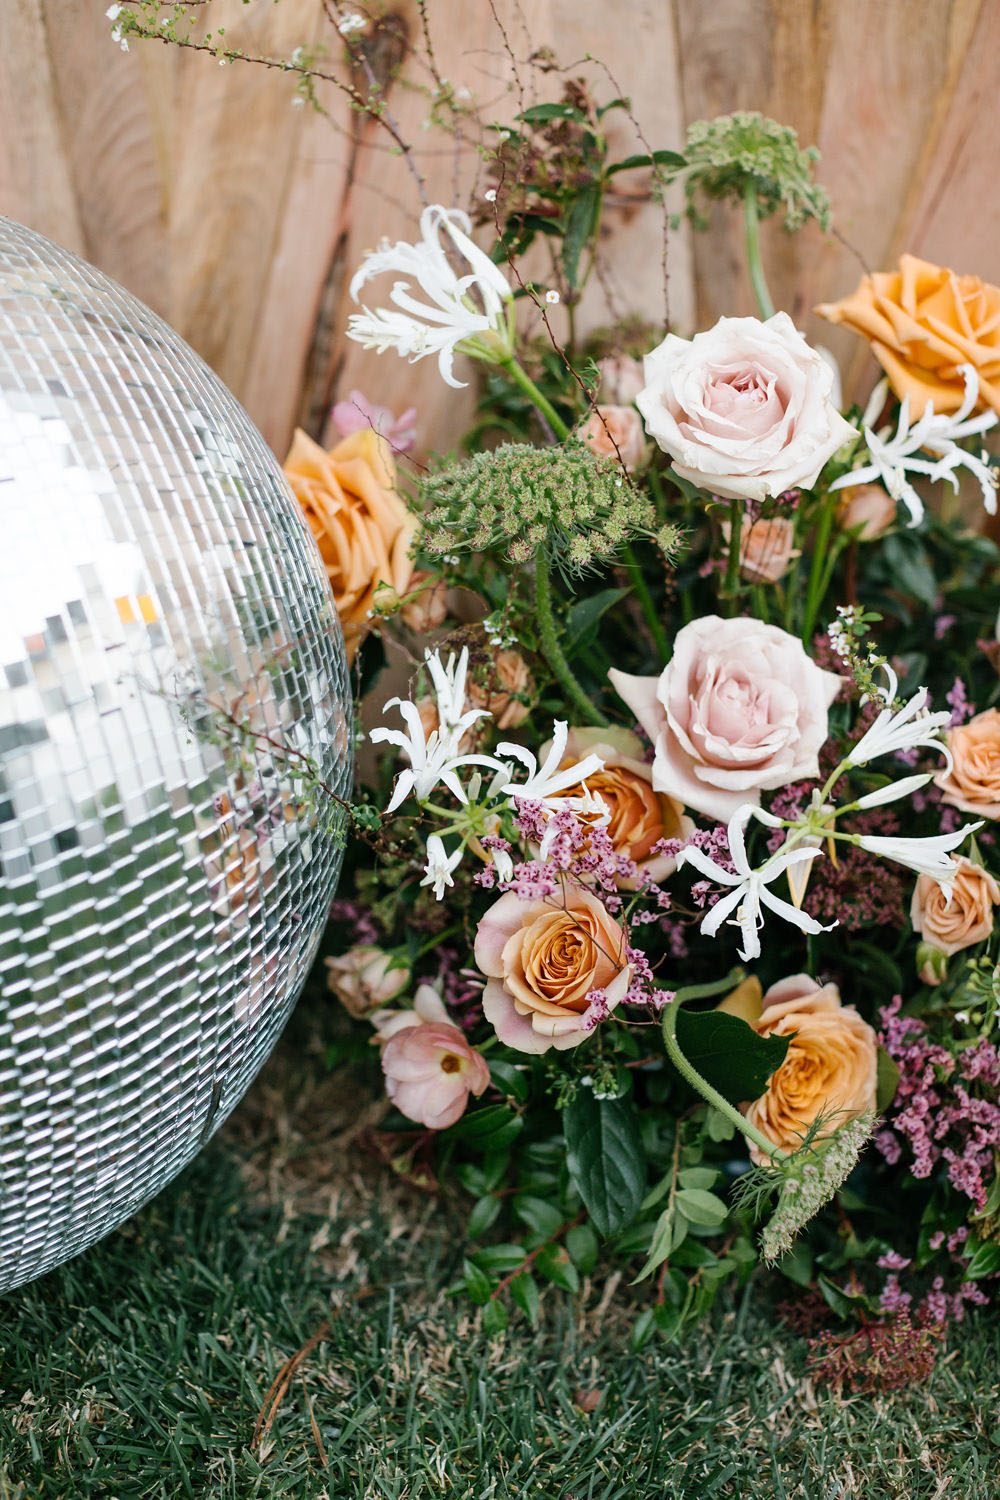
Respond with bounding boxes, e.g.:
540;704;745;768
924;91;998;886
0;217;352;1292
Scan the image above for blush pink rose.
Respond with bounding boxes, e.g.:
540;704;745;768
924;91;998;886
609;615;841;822
381;1020;490;1129
636;313;856;501
578;405;648;472
474;888;632;1054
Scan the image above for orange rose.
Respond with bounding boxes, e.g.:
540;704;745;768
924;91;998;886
540;726;692;885
935;709;1000;818
466;649;533;730
911;856;1000;970
474;887;632;1053
836;483;896;541
722;516;799;584
283;426;418;660
741;975;878;1162
816;255;1000;418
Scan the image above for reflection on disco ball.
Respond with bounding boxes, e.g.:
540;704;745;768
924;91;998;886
0;217;352;1292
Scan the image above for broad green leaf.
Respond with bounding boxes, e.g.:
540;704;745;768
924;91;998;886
777;1241;814;1288
672;1006;789;1107
519;102;586;123
564;1092;646;1239
468;1195;501;1238
606;149;686;176
485;1059;529;1104
565;1223;599;1275
566;587;628;655
481;1299;508;1336
678;1167;718;1191
451;1103;524;1150
876;1048;900;1113
514;1195;564;1241
964;1238;1000;1280
462;1258;493;1305
562;185;602;288
674;1188;728;1227
535;1243;579;1292
472;1244;526;1275
510;1272;540;1324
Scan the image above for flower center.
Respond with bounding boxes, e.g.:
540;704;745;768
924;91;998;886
440;1052;462;1075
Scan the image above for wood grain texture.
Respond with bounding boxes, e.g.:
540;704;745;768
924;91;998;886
1;0;999;459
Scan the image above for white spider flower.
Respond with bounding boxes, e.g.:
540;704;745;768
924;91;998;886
677;805;834;962
830;365;999;526
848;662;952;771
347;205;514;389
855;822;983;893
850;773;934;810
494;720;604;812
420;834;464;900
370;648;504;812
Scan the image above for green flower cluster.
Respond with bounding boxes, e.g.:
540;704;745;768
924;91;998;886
420;442;670;573
677;111;832;233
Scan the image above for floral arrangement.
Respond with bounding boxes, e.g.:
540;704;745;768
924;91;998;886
113;4;1000;1366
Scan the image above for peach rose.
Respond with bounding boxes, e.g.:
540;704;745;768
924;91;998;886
722;516;799;584
610;615;841;822
370;981;450;1044
381;1020;490;1129
326;944;410;1018
743;975;878;1162
283;426;418;660
935;709;1000;818
578;405;648;472
400;571;448;632
836;483;896;541
474;888;632;1054
911;856;1000;965
816;255;1000;419
636;313;856;501
466;649;533;730
539;726;694;885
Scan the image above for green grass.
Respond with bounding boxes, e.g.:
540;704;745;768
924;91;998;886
1;1000;999;1499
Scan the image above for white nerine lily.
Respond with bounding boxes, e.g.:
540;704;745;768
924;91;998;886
848;663;952;771
830;366;999;526
856;823;983;892
421;834;464;900
851;773;934;810
347;205;514;388
494;720;605;811
677;805;834;962
370;648;503;812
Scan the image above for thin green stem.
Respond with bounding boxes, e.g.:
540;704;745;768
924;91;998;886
534;543;608;727
622;543;672;663
662;999;779;1162
501;358;570;441
743;184;775;321
723;498;744;608
801;492;836;644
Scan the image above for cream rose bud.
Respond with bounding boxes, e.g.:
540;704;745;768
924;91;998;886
578;405;648;472
743;975;878;1163
326;944;410;1018
836;483;896;541
597;353;645;405
474;887;632;1054
911;857;1000;969
935;709;1000;818
609;615;841;822
636;313;856;501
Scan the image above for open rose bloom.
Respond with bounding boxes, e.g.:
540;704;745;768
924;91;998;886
610;615;841;821
381;1017;490;1129
636;313;855;500
475;889;632;1053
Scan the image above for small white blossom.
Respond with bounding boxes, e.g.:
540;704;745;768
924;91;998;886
485;189;497;203
421;835;464;900
830;366;999;526
545;290;560;305
494;720;604;812
347;205;514;388
337;12;367;34
106;3;121;17
677;805;834;961
848;662;952;770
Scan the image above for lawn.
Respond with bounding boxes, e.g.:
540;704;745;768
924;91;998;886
1;992;998;1499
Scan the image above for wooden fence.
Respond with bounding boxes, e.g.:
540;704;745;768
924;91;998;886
1;0;997;460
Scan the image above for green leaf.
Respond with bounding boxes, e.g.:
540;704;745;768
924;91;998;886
563;1092;646;1239
513;1195;564;1241
481;1299;508;1336
462;1258;493;1305
510;1272;540;1324
468;1195;501;1238
519;102;586;123
606;149;686;176
565;587;628;656
964;1238;1000;1280
631;1307;657;1351
631;1206;687;1284
472;1244;526;1276
674;1188;728;1227
816;1273;865;1320
876;1048;900;1113
535;1243;579;1292
562;185;602;288
678;1167;718;1191
705;1108;736;1142
565;1223;599;1275
672;1006;789;1107
485;1060;529;1104
882;533;938;605
777;1241;814;1288
450;1103;524;1150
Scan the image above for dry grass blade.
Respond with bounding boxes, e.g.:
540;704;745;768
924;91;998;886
251;1318;332;1452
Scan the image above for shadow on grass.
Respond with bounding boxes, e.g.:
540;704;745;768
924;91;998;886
1;1003;1000;1499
